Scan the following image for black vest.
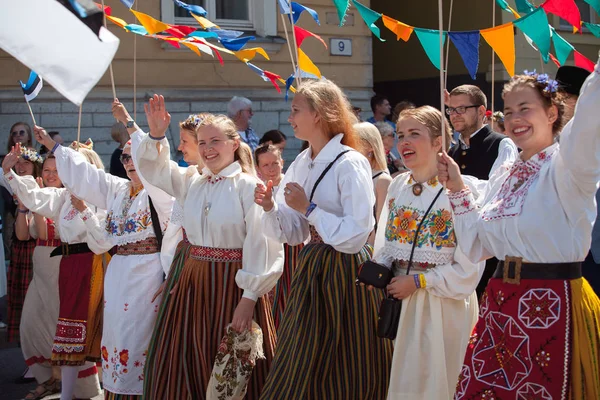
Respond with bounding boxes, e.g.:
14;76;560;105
449;126;507;179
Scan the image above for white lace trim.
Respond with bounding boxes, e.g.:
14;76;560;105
378;245;454;265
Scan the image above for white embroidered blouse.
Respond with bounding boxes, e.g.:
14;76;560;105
136;136;284;301
448;58;600;264
373;173;484;299
262;134;375;254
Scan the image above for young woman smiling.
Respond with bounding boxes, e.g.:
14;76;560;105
136;97;283;400
439;60;600;399
255;80;392;399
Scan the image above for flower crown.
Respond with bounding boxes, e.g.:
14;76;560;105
523;70;559;94
20;147;43;164
69;138;94;150
493;111;504;123
185;114;204;127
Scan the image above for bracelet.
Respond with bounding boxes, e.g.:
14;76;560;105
51;142;60;154
419;273;427;289
413;274;421;289
17;208;29;214
149;134;166;141
305;202;317;218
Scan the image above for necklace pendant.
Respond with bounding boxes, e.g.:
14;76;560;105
412;183;423;196
204;202;212;215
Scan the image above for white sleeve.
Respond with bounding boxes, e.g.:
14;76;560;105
372;183;394;267
236;179;284;301
422;245;484;300
78;207;114;254
490;138;518;177
554;58;600;224
0;173;13;195
159;202;184;275
4;170;66;221
54;145;127;210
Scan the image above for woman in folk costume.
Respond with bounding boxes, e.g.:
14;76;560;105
254;144;302;330
34;118;175;400
4;141;111;400
255;79;393;399
135;96;283;400
439;60;600;399
371;106;482;399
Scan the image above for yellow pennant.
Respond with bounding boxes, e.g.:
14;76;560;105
192;14;220;29
297;48;321;78
481;22;516;76
130;9;170;35
234;47;270;62
106;15;128;29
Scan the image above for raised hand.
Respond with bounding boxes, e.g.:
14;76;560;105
33;125;56;152
254;180;275;212
112;98;133;125
35;177;44;188
144;94;171;139
437;152;466;193
70;194;87;212
2;144;21;174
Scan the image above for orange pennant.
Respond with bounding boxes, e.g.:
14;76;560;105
192;14;220;29
382;15;413;42
106;15;128;29
480;22;515;76
131;9;170;35
234;47;270;62
297;48;321;78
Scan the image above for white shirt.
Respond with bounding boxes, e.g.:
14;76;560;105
136;136;284;301
262;134;375;254
457;125;519;176
448;61;600;264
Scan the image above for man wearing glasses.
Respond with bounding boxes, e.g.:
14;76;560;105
446;85;517;180
227;96;259;152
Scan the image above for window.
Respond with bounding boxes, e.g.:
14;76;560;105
162;0;276;36
558;0;596;30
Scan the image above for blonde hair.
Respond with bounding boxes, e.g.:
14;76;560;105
78;148;105;170
179;113;211;142
297;79;360;150
354;122;387;171
197;114;255;175
398;106;452;151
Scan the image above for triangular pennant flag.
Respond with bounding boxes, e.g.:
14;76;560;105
234;47;270;62
332;0;350;26
285;74;295;101
173;0;207;17
187;31;219;39
297;48;321;78
185;40;214;56
120;0;134;7
294;26;327;48
382;15;413;42
515;0;535;13
107;15;128;29
246;62;269;81
514;8;551;63
192;13;219;29
131;9;170;35
496;0;521;17
161;36;182;49
352;0;385;42
551;29;574;66
278;0;291;14
208;28;244;40
574;51;595;72
414;29;447;70
448;31;480;79
583;22;600;38
542;0;581;32
124;24;148;36
549;53;561;67
219;36;255;51
182;41;203;57
290;2;320;25
165;25;197;38
94;2;111;15
263;70;283;93
480;23;515;76
584;0;600;15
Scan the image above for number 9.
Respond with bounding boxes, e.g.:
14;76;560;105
338;41;345;52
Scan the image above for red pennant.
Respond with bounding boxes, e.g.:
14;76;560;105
164;39;181;49
202;42;225;65
94;2;111;16
549;53;561;67
574;51;595;72
541;0;581;32
165;25;197;38
294;26;327;49
263;70;282;93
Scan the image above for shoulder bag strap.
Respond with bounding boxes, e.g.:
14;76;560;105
148;196;163;249
372;171;385;180
309;150;351;203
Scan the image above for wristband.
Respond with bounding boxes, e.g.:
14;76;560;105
419;273;427;289
17;208;29;214
149;134;166;141
413;274;421;289
305;202;317;218
51;142;60;154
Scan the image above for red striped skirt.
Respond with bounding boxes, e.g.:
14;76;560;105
269;243;303;330
144;242;276;400
6;237;36;342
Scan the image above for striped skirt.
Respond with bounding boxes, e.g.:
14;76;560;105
144;242;276;400
6;237;36;342
260;243;394;400
270;243;303;330
104;392;140;400
455;277;600;400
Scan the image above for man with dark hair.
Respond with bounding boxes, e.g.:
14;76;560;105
367;94;394;128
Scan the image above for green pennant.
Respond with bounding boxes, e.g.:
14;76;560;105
583;22;600;38
584;0;600;16
352;0;385;41
514;8;551;63
495;0;509;10
332;0;350;26
414;28;447;70
551;30;574;66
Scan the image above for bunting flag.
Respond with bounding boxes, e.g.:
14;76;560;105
551;29;574;66
583;22;600;38
332;0;350;26
495;0;521;17
234;47;270;62
542;0;581;32
382;15;413;41
192;14;219;29
107;14;128;28
20;71;43;102
131;9;170;34
448;31;480;79
352;0;385;41
187;30;219;39
513;7;550;63
480;23;515;76
165;25;197;38
263;70;283;93
294;26;327;48
173;0;207;16
94;2;111;15
209;29;244;40
220;36;255;51
125;24;148;35
549;53;561;67
297;48;322;77
574;50;596;72
515;0;535;13
285;74;295;101
278;0;291;14
585;0;600;15
291;2;320;25
120;0;134;7
414;29;447;70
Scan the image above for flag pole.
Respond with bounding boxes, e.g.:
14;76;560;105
101;0;117;99
25;99;37;126
443;0;454;88
76;104;82;150
287;0;302;85
491;0;496;115
438;0;446;153
280;13;299;83
133;0;138;120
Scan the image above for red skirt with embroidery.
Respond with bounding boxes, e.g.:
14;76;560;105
455;277;600;400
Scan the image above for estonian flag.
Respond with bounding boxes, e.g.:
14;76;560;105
19;71;43;102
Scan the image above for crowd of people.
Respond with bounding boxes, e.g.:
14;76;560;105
0;55;599;400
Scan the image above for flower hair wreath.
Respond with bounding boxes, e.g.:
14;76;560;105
523;70;559;94
185;114;204;127
19;147;43;164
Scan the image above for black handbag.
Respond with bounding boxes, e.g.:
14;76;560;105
356;260;393;289
377;187;444;340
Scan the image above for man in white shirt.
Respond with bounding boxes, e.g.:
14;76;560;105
227;96;259;152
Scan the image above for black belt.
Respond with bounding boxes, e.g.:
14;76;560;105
50;242;91;258
493;256;582;284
